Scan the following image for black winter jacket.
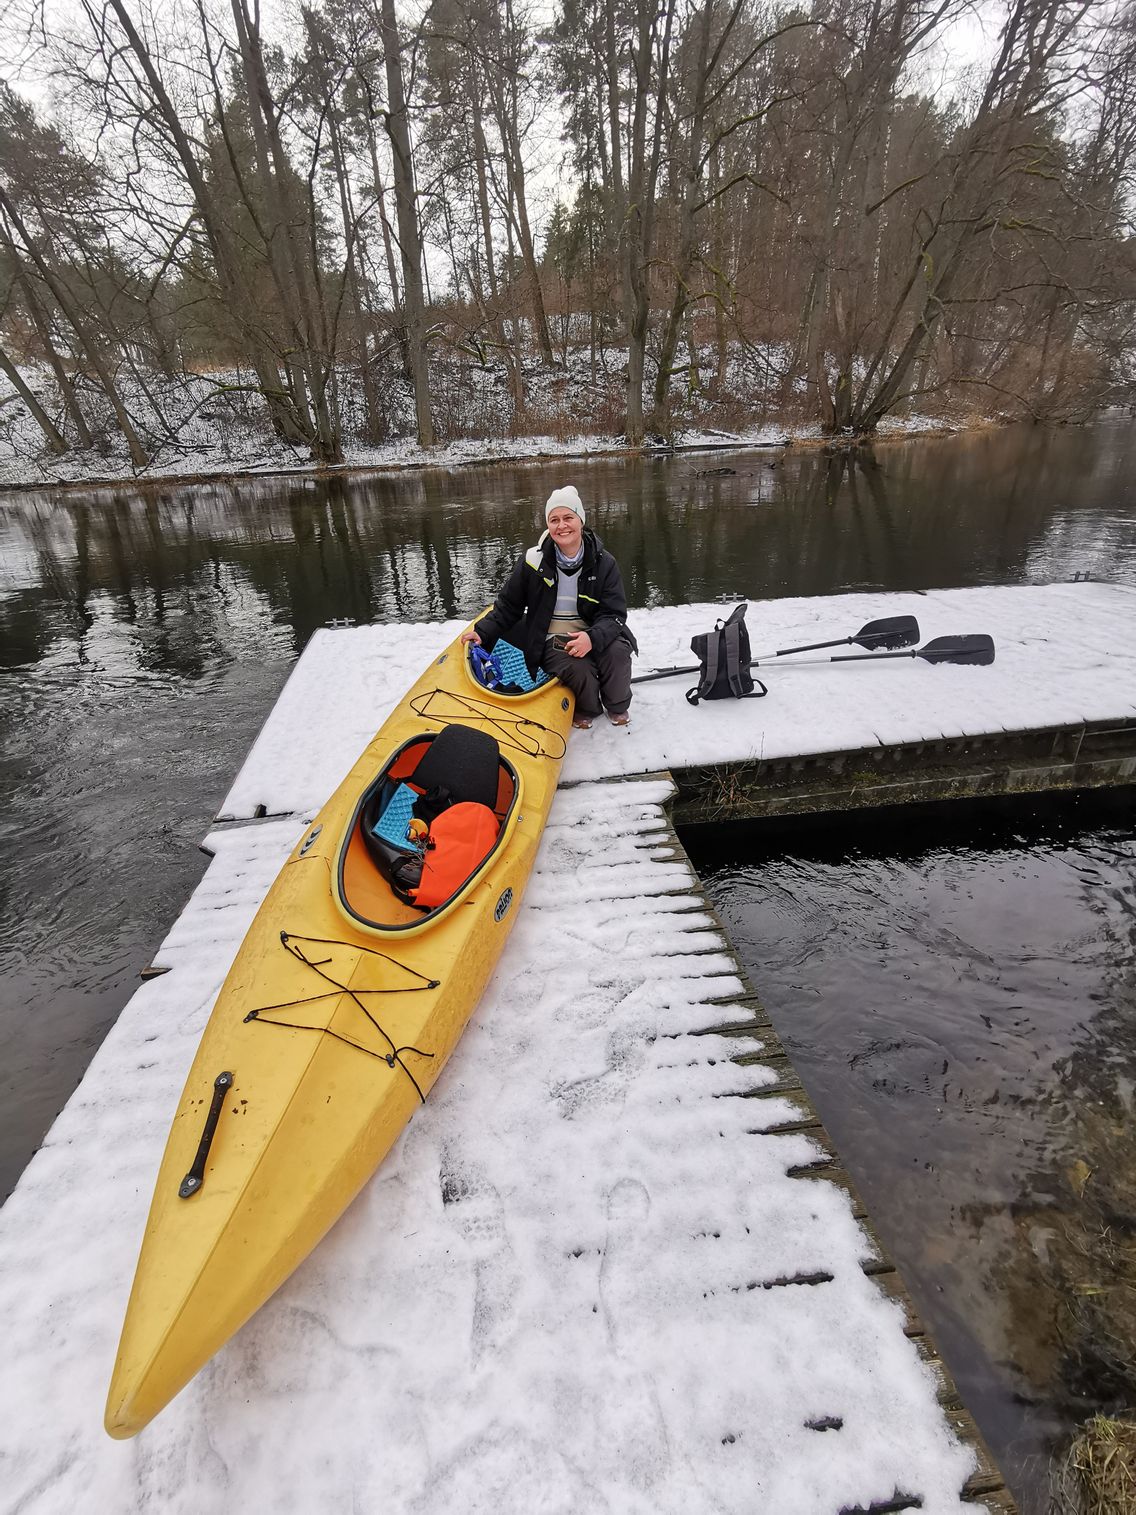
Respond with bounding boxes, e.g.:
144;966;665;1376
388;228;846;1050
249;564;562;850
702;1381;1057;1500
475;528;637;675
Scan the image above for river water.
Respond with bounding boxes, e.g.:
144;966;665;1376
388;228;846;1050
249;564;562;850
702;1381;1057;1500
685;791;1136;1513
1;417;1135;1502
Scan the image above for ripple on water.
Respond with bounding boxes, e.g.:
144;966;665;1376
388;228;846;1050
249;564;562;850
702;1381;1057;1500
686;790;1136;1515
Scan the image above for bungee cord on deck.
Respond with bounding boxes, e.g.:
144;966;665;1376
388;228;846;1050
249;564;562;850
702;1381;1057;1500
242;932;439;1103
409;688;568;760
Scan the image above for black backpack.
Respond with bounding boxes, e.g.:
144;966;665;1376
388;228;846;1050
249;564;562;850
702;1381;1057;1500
686;603;768;706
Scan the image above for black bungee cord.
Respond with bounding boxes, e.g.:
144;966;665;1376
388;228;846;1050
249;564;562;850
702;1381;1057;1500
409;688;568;761
243;932;440;1104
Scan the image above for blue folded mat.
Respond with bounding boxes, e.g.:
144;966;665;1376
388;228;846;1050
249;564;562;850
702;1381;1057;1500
490;639;551;692
371;782;418;847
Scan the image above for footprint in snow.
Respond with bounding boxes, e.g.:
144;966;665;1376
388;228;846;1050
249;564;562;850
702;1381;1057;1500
439;1152;520;1364
598;1177;651;1351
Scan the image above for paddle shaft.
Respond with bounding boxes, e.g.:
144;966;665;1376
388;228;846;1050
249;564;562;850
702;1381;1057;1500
632;637;864;684
775;634;855;655
634;639;992;683
631;616;919;684
831;647;918;662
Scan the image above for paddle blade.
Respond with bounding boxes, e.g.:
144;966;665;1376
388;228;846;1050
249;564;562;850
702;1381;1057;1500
853;615;919;650
917;634;996;665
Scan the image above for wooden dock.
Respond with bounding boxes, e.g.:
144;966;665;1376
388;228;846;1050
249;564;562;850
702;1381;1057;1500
8;581;1134;1511
649;796;1014;1511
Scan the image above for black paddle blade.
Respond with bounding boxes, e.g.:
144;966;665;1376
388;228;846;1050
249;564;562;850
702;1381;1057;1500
854;615;919;650
918;634;996;665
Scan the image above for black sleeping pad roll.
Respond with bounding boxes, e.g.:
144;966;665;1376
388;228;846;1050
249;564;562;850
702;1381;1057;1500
410;724;500;809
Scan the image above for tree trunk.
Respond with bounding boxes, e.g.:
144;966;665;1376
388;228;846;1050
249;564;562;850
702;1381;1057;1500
381;0;434;446
622;0;676;445
470;92;520;408
0;189;149;466
12;263;93;446
504;142;554;367
361;106;410;377
0;340;68;452
307;16;382;443
480;0;553;368
229;0;340;462
651;0;716;428
103;0;312;448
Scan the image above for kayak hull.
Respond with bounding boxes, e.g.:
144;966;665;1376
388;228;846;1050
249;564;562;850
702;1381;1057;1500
105;632;570;1438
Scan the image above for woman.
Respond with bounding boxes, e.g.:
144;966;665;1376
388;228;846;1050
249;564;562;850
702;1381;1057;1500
461;486;636;729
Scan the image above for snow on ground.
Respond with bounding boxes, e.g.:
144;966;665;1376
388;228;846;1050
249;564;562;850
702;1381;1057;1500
0;778;979;1514
218;581;1136;822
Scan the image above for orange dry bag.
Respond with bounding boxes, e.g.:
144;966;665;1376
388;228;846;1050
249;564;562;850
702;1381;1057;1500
410;802;500;910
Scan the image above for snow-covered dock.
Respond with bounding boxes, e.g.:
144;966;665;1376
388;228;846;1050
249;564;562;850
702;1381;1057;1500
5;581;1133;1514
219;580;1136;821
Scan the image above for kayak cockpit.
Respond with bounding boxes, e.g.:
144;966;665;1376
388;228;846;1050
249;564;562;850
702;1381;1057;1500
464;637;556;699
336;725;519;933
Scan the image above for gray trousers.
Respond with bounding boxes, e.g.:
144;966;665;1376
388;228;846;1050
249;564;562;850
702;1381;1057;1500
542;636;632;717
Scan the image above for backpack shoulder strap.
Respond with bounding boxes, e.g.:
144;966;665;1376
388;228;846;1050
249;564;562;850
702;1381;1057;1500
701;623;722;696
722;619;746;697
686;618;723;706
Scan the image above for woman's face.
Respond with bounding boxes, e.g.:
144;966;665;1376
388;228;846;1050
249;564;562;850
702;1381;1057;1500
547;507;583;556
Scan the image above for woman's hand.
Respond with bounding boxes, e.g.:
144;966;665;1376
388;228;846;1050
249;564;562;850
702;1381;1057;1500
564;631;592;658
460;630;481;646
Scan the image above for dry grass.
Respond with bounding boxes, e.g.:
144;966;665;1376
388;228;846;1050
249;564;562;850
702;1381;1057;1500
1051;1416;1136;1514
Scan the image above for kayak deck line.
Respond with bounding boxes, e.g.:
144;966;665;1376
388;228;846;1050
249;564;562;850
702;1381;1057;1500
243;930;441;1097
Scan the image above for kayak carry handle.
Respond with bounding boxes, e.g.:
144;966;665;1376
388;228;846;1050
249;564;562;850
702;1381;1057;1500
178;1071;234;1198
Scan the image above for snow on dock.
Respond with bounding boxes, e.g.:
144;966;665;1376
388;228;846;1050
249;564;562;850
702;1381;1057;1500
8;580;1130;1512
219;580;1136;821
1;782;988;1514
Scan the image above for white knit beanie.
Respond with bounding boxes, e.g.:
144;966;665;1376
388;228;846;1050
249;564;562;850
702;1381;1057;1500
545;485;585;525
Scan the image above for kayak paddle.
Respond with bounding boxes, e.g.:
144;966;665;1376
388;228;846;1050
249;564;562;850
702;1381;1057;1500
631;614;921;685
769;614;920;657
831;634;995;666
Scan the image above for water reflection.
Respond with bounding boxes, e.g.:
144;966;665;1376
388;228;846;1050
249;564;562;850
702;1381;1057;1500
686;790;1136;1514
4;417;1136;679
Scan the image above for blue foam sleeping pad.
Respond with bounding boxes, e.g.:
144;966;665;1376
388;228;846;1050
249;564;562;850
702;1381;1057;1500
371;782;418;847
491;639;551;692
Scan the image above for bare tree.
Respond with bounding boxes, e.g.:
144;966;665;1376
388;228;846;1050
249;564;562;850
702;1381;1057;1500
381;0;435;445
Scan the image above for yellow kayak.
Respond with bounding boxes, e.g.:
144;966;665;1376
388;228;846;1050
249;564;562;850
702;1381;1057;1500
105;628;572;1438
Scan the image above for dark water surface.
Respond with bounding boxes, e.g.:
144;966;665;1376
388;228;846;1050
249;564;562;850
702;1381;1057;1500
685;790;1136;1514
0;418;1134;1477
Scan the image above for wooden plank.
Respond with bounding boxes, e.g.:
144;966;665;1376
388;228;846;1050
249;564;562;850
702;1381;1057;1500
863;1264;925;1335
654;787;1017;1513
787;1164;869;1220
964;1486;1019;1512
744;1092;821;1132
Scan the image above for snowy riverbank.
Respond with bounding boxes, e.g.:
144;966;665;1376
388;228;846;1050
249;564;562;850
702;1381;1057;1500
0;353;985;495
0;411;984;494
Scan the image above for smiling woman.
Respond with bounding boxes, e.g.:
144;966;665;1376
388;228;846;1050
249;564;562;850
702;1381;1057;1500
461;485;639;730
